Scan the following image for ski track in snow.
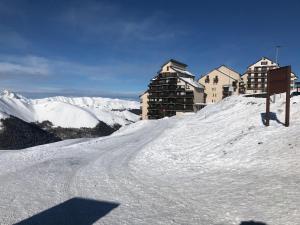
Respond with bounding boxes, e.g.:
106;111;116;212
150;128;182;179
0;95;300;225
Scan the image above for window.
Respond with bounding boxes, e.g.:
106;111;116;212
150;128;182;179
205;76;210;83
261;61;268;65
167;66;169;71
213;76;219;84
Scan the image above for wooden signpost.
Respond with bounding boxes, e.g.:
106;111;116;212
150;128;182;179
266;66;291;127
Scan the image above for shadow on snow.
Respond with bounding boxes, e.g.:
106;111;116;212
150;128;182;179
14;197;119;225
261;112;285;126
240;221;267;225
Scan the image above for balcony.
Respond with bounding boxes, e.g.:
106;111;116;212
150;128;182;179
175;105;194;111
247;69;269;74
176;100;194;105
247;75;267;79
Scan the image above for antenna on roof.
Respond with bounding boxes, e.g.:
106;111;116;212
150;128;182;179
275;45;282;64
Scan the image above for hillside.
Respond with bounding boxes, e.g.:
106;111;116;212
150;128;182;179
0;95;299;224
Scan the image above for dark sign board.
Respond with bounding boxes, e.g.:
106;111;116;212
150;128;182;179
266;66;291;127
267;66;291;94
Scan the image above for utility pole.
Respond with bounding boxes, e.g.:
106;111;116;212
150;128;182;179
274;45;282;102
275;45;281;64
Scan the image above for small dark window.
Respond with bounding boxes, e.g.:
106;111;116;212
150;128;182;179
213;76;219;84
205;76;210;83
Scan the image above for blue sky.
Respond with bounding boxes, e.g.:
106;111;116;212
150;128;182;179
0;0;299;99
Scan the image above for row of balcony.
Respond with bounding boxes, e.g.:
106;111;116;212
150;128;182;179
247;86;267;90
149;85;185;92
149;91;194;98
247;75;267;79
247;70;269;74
149;99;194;105
247;81;266;85
148;105;194;111
150;79;177;85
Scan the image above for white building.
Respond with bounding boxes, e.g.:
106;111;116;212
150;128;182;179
242;57;297;94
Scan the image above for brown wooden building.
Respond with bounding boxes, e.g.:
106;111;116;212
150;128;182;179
144;59;205;120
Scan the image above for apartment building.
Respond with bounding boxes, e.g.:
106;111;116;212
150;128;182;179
242;57;297;94
198;65;241;103
143;59;205;120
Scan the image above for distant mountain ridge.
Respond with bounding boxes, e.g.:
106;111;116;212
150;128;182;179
0;90;140;128
0;90;140;149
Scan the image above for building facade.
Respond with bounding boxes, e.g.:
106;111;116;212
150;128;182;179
198;65;241;103
242;57;297;94
145;59;205;120
139;91;149;120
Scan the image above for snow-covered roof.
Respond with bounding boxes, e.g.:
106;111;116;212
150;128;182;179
179;77;204;89
171;66;194;77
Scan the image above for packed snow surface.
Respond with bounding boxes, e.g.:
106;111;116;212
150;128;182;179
0;90;140;128
0;95;300;225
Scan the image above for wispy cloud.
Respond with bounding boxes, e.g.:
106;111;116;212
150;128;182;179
0;55;49;77
0;53;153;99
0;30;29;49
60;1;180;42
0;54;155;81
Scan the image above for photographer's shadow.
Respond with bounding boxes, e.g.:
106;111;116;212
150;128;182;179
240;221;267;225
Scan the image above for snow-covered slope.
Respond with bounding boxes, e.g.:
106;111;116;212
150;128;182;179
0;90;140;128
133;94;300;173
0;95;299;225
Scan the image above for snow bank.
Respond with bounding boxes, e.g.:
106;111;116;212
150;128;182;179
132;94;300;174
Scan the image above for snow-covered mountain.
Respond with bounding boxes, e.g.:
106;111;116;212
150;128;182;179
0;90;140;128
0;94;299;224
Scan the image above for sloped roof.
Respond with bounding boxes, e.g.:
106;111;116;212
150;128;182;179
200;65;240;81
161;59;187;68
246;56;278;68
179;77;204;89
171;66;195;77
